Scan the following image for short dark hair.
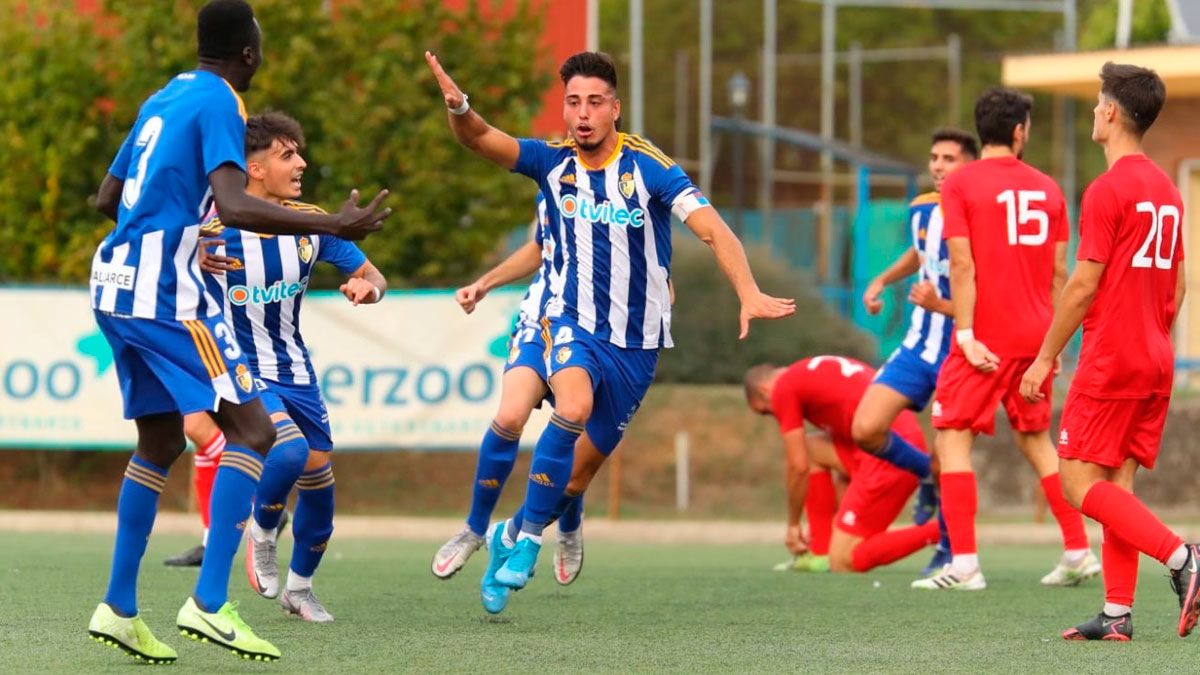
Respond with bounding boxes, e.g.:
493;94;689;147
930;127;978;158
245;111;306;156
197;0;258;60
974;88;1033;148
1099;61;1166;136
559;51;618;91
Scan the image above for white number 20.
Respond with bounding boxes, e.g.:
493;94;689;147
1131;201;1180;270
120;115;164;209
996;189;1048;246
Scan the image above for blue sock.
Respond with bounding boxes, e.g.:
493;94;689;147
520;414;582;537
555;492;584;533
194;446;263;612
878;431;931;479
291;464;335;577
466;421;521;536
253;420;308;532
937;507;950;551
104;455;169;617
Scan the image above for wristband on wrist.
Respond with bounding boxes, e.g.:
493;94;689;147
955;328;975;346
449;94;470;116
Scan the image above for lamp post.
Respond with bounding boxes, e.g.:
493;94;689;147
727;71;750;236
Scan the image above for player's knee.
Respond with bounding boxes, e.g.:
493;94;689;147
492;411;529;436
850;415;887;453
828;542;856;573
552;398;592;425
1059;475;1091;510
239;421;277;456
136;436;187;469
303;451;330;474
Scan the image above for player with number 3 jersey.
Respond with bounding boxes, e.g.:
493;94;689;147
915;87;1095;593
1020;62;1196;642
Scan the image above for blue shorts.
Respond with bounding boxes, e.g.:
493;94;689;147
873;346;945;411
546;317;658;456
94;310;258;419
504;320;555;408
256;378;333;451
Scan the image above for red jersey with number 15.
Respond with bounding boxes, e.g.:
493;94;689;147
941;156;1069;357
1071;154;1184;399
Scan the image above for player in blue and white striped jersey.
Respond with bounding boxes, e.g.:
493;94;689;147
852;128;977;577
86;2;389;664
197;112;387;623
427;49;795;608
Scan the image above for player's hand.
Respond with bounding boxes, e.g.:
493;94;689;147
340;277;380;306
961;338;1000;373
908;281;940;311
862;278;885;315
785;524;810;555
739;292;796;340
1019;355;1054;403
334;189;391;241
196;239;236;275
455;282;487;314
425;51;466;111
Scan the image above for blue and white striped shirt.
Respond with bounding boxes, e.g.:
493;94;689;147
201;201;367;385
91;70;247;321
512;193;560;343
514;133;706;349
900;193;953;364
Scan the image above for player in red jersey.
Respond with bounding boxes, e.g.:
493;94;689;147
744;356;941;573
1020;63;1196;641
913;88;1095;591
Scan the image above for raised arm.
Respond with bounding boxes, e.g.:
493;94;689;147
425;51;521;170
456;240;544;315
208;166;390;241
683;206;796;338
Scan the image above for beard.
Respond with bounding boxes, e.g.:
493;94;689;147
575;137;602;152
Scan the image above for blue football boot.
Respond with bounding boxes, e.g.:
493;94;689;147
481;522;514;614
495;537;541;589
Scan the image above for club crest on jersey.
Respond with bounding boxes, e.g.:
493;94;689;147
556;346;572;365
235;364;253;392
619;172;636;199
297;236;313;264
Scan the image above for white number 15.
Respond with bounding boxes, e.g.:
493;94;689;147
997;189;1048;246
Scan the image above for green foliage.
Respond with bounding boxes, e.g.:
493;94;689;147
0;0;548;284
657;238;875;384
1079;0;1172;50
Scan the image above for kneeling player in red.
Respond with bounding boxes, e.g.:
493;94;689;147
744;356;941;573
916;87;1096;591
1021;62;1196;641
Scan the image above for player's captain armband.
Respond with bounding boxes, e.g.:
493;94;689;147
671;188;712;222
92;262;136;291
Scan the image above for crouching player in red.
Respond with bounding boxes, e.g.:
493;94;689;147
915;88;1095;591
1020;62;1196;641
744;356;941;573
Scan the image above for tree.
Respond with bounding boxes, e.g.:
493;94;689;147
0;0;551;285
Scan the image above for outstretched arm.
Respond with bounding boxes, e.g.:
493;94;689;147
683;206;796;339
456;240;543;314
425;51;521;170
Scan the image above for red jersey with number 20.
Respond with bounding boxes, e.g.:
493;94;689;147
1072;154;1183;399
940;156;1069;357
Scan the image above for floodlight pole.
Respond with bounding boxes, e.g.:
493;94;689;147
699;0;714;192
629;0;644;135
761;0;778;237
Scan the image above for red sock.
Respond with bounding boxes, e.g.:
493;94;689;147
1102;525;1139;607
940;471;977;555
193;431;225;530
851;520;940;572
1081;481;1183;565
805;471;836;556
1040;473;1089;550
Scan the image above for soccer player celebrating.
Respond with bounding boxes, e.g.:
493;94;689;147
912;88;1095;592
855;127;977;575
426;49;795;610
745;356;941;574
195;112;387;624
431;192;586;582
87;0;388;663
1020;63;1196;641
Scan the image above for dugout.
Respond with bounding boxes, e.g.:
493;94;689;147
1002;44;1200;367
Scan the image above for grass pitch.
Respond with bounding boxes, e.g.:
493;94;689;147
0;531;1192;672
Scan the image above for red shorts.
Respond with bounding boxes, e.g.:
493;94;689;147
833;448;919;537
1058;389;1170;469
931;352;1051;435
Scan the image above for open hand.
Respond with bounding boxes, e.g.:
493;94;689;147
425;51;466;111
455;282;487;314
334;189;391;241
197;239;238;275
739;292;796;340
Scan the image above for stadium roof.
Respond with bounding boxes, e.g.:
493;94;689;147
1002;44;1200;99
